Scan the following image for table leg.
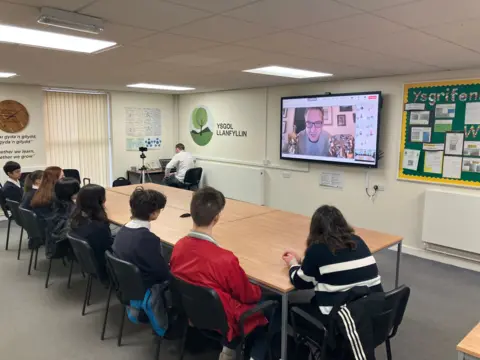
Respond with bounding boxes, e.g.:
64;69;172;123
281;292;288;360
395;241;402;288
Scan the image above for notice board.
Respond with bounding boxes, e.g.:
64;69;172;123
399;79;480;187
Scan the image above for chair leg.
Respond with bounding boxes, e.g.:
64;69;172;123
82;275;91;316
118;306;126;347
45;258;53;288
34;248;39;270
5;218;11;250
87;275;93;306
67;259;74;289
386;338;392;360
17;228;24;260
155;336;163;360
101;286;113;340
179;324;188;360
27;248;34;275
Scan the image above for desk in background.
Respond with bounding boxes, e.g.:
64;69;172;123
105;184;403;360
458;323;480;360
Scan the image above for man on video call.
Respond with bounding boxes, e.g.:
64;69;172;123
286;107;331;156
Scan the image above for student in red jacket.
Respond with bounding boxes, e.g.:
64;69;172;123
170;187;268;360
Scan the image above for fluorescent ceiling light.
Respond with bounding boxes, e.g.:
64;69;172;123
127;83;195;91
0;24;116;53
38;7;104;35
0;72;17;78
243;66;332;79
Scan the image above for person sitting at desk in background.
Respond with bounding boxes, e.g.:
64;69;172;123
170;187;269;360
21;170;44;210
31;166;64;220
2;161;23;203
161;143;194;188
283;107;331;156
113;187;170;289
282;205;383;325
44;177;80;259
69;184;113;284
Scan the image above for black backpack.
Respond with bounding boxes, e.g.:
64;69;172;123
112;177;131;187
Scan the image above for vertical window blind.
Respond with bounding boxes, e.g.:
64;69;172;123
43;90;110;187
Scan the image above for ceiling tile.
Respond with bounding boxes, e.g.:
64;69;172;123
335;0;420;11
343;29;480;69
168;15;278;43
374;0;480;28
190;45;271;62
225;0;360;30
158;54;224;66
80;0;212;31
132;33;220;54
295;13;407;42
3;0;94;11
422;19;480;53
95;22;155;44
164;0;260;13
0;1;39;26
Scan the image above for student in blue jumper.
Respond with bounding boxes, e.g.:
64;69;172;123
2;161;23;203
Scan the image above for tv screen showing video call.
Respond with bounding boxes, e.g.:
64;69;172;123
280;91;382;167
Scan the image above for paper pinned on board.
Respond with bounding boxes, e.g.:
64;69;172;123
405;103;426;111
411;127;431;142
434;119;452;132
424;151;443;174
402;149;420;171
465;103;480;125
463;141;480;156
462;158;480;173
442;156;462;179
445;132;464;156
410;111;430;125
435;104;456;118
423;143;445;151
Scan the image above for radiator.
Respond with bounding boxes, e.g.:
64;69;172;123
422;189;480;260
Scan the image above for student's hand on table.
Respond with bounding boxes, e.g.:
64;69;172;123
282;249;301;266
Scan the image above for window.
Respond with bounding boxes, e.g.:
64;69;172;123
43;90;111;186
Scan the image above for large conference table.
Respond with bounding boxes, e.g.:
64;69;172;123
106;184;403;360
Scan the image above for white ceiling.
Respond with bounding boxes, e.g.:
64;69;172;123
0;0;480;93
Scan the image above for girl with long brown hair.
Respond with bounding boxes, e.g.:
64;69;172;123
31;166;64;217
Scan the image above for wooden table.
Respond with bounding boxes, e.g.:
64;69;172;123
105;184;403;360
458;323;480;360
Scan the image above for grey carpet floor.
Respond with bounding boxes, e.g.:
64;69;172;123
0;223;478;360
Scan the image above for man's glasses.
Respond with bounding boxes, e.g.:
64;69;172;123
306;121;323;129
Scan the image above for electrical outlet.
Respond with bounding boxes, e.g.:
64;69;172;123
282;171;291;178
374;184;385;191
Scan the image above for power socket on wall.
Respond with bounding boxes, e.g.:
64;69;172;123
373;184;385;191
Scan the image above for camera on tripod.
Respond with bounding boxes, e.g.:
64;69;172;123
139;146;147;159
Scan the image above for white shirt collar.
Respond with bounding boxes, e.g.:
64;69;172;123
32;185;39;190
7;178;21;188
188;231;218;245
125;219;151;230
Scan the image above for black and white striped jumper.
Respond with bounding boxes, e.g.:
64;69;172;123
289;234;383;315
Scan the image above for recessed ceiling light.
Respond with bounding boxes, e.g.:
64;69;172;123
0;24;116;53
243;66;333;79
0;72;17;78
127;83;195;91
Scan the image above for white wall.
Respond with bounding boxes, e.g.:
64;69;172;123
104;91;175;180
178;68;480;270
0;84;46;183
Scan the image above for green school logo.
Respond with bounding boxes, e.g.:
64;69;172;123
190;106;213;146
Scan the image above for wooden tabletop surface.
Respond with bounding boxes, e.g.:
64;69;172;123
105;185;403;292
457;323;480;358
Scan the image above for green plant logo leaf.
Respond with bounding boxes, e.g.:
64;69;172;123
190;106;213;146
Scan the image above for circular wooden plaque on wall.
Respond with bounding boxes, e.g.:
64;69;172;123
0;100;29;133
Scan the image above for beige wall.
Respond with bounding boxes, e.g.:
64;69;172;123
177;67;480;271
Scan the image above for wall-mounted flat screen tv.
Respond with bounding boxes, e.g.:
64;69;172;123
280;91;382;168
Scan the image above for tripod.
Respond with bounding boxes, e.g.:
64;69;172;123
139;149;152;184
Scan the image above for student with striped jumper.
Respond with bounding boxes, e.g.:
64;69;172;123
282;205;383;324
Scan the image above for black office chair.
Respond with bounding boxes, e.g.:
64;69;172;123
18;207;44;276
67;233;105;315
181;167;203;191
6;199;25;260
172;275;277;360
63;169;90;186
0;189;13;250
291;285;411;360
104;251;147;347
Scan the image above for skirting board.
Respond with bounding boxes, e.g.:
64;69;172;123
388;244;480;273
